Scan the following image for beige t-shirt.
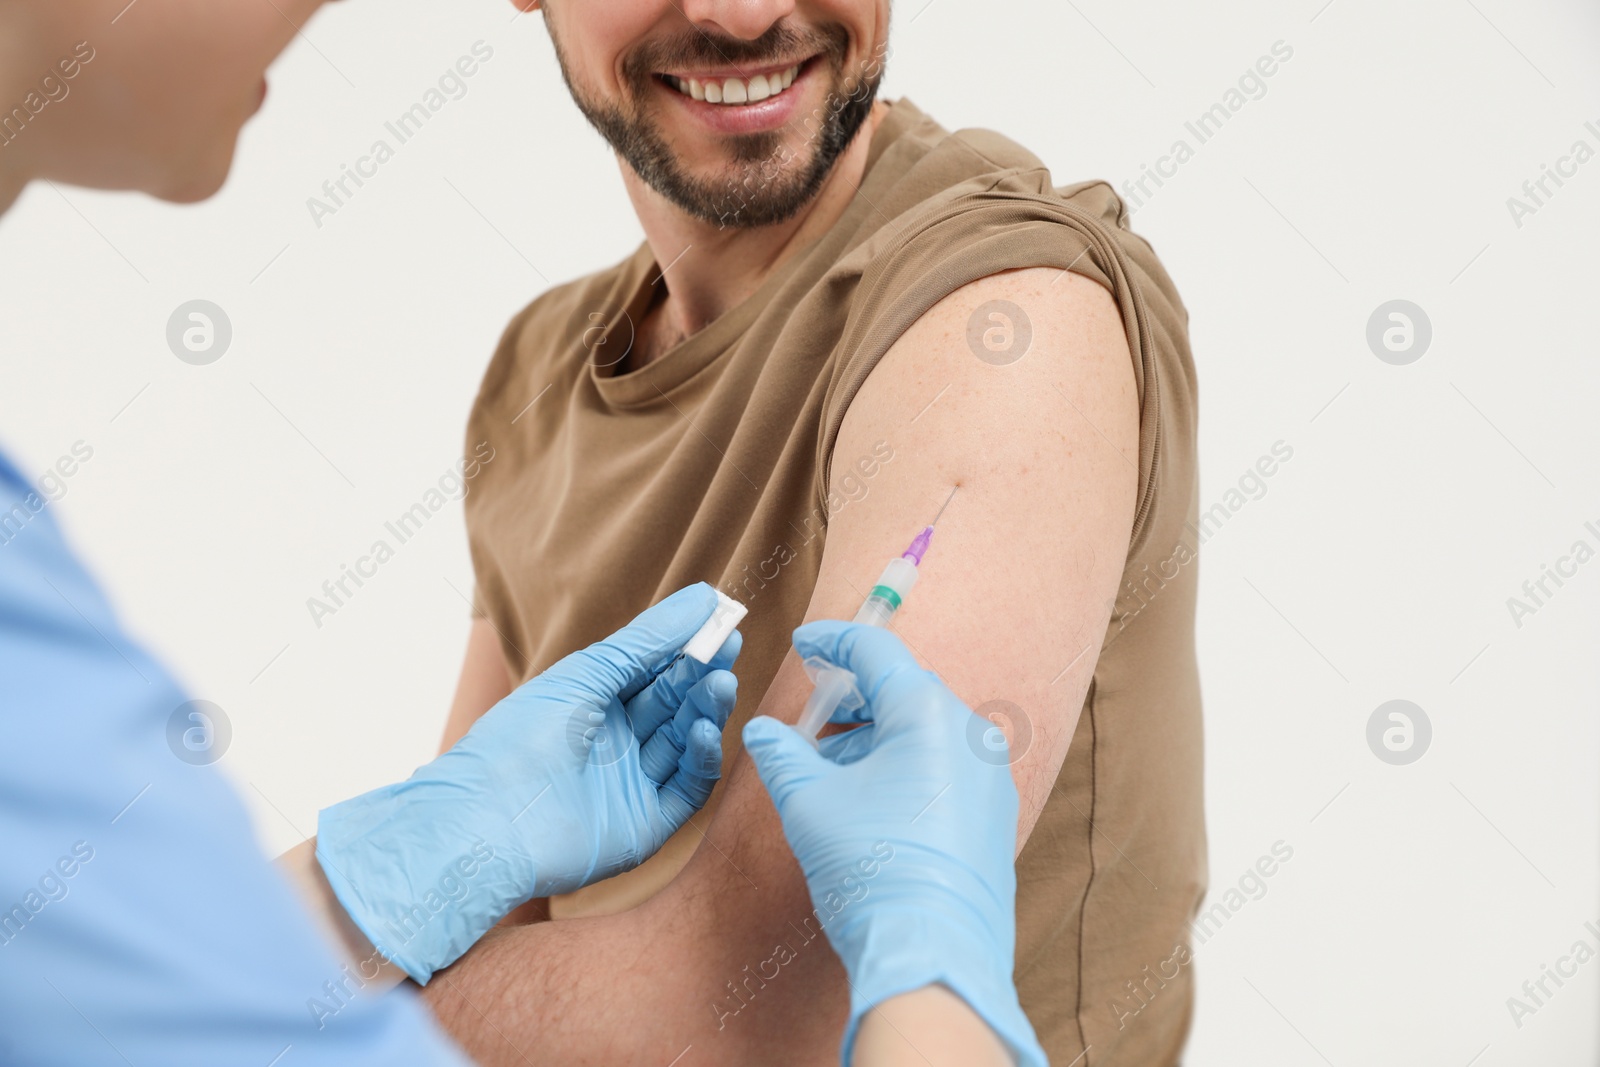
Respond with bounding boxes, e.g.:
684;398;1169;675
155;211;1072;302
465;98;1204;1066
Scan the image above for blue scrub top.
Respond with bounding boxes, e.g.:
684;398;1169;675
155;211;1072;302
0;449;469;1065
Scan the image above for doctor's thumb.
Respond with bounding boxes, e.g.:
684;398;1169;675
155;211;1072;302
743;716;829;810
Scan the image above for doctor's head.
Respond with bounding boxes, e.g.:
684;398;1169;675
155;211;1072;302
0;0;336;208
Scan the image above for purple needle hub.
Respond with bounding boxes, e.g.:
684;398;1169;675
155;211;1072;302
901;525;935;566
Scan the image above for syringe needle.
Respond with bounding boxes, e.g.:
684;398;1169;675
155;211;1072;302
930;485;958;527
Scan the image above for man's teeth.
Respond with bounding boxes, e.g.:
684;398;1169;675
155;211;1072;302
666;65;800;106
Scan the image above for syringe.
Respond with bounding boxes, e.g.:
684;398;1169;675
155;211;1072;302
794;488;956;746
850;523;932;627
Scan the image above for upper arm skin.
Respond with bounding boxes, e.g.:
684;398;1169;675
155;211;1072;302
420;268;1138;1065
813;266;1138;835
437;617;515;753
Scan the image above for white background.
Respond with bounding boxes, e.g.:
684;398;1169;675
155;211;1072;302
2;0;1597;1063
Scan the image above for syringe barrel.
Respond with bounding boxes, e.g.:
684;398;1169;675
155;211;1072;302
796;668;857;746
879;556;919;597
852;556;918;627
852;596;895;627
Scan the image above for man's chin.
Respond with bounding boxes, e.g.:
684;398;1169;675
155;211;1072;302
647;141;831;228
673;178;815;230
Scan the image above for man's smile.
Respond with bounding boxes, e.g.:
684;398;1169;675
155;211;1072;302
652;55;820;136
658;58;808;105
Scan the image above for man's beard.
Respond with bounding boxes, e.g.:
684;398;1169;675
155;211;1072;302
550;20;883;229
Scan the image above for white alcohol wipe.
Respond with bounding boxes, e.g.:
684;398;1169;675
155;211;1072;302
682;591;747;664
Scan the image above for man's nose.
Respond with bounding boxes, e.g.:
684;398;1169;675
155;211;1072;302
677;0;798;41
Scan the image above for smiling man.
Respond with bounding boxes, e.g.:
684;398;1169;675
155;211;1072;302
426;2;1205;1064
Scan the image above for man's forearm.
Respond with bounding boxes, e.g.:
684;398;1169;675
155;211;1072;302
422;756;850;1066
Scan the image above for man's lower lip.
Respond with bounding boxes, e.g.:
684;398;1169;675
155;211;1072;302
656;63;809;135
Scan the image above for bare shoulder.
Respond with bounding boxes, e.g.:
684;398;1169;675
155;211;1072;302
847;266;1133;457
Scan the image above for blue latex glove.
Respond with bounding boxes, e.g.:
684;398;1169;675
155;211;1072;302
742;621;1046;1067
317;583;739;985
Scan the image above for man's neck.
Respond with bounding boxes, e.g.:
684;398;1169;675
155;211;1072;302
620;102;889;366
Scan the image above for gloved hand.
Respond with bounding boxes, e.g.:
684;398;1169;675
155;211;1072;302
316;583;739;985
743;621;1045;1067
